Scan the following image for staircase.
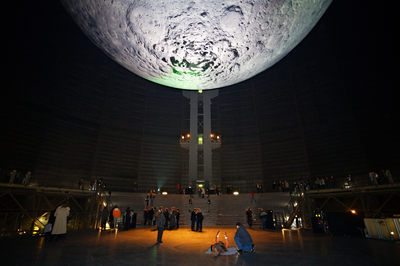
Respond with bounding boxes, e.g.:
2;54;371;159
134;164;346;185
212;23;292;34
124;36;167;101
110;192;291;226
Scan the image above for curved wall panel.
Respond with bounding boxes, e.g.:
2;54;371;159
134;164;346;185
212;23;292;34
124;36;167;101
1;1;398;193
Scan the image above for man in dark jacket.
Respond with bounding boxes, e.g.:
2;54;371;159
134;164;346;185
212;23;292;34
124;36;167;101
176;208;180;229
147;206;154;226
234;222;254;253
157;207;166;243
259;208;268;230
195;208;203;232
191;208;197;231
101;206;109;230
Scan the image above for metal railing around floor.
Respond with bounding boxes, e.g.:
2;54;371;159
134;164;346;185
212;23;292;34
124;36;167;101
0;212;101;238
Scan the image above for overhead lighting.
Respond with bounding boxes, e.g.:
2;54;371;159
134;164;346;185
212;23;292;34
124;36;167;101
162;192;168;195
351;210;356;214
233;192;239;195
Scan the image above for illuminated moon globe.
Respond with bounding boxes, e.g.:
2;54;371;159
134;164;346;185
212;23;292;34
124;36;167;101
62;0;332;90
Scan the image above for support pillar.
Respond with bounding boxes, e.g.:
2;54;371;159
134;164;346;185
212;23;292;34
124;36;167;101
182;90;219;186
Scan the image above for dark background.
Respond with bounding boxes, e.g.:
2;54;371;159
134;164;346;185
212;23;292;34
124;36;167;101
2;1;398;192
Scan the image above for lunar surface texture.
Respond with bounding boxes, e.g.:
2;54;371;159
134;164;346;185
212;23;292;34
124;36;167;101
62;0;332;90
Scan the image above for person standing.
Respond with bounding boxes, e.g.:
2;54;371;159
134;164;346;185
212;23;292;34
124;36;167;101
78;179;84;190
196;208;203;232
153;207;159;226
191;208;197;231
330;176;334;188
169;208;176;230
51;205;70;241
124;207;132;231
246;208;253;228
285;181;290;192
250;191;257;203
45;208;57;241
176;208;180;229
157;207;166;243
319;177;325;189
101;206;109;230
259;208;268;230
348;175;356;187
148;206;154;226
176;184;180;194
112;205;121;230
234;222;254;253
143;207;149;225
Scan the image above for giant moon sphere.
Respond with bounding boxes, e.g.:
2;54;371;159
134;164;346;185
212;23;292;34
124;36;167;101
62;0;332;90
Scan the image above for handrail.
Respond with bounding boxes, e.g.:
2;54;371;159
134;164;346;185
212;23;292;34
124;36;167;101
0;211;102;238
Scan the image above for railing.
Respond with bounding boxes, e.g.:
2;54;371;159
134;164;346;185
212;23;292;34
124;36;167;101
274;185;306;229
0;212;102;238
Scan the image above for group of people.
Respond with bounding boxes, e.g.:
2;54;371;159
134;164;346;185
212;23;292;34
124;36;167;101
190;208;204;232
100;205;133;231
369;170;393;186
45;203;255;257
145;206;180;229
78;178;106;191
271;170;394;194
144;192;156;206
5;170;31;185
154;206;180;243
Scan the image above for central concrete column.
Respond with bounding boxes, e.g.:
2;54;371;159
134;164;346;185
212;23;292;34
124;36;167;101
188;92;198;184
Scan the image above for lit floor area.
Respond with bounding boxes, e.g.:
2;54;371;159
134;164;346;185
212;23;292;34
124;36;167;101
1;226;399;266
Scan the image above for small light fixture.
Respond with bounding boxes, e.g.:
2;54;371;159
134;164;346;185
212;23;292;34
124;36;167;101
233;191;239;195
351;210;356;214
162;192;168;195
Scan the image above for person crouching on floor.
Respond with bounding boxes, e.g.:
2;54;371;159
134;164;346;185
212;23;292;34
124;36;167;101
234;222;255;253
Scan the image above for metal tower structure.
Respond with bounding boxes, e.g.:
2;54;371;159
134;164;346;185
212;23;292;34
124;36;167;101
181;90;220;189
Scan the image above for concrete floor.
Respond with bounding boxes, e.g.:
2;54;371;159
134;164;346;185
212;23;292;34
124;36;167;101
1;226;399;266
